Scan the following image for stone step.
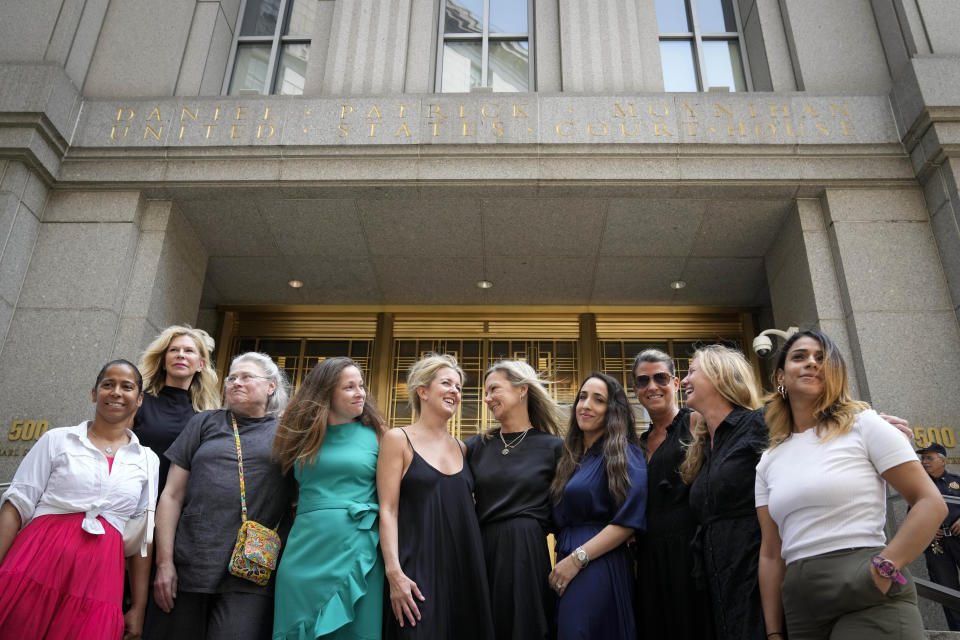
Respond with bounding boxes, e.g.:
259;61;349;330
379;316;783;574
927;632;960;639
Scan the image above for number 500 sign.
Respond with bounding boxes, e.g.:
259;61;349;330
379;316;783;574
8;421;50;441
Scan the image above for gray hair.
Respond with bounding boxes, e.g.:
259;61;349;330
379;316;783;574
227;352;290;417
631;348;676;383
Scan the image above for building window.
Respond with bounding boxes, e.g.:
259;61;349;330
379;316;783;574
226;0;317;95
656;0;751;92
437;0;533;93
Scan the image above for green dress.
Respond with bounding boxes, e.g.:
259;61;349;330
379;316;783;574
273;422;384;640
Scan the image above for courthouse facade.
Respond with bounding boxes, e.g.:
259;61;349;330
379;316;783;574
1;0;960;486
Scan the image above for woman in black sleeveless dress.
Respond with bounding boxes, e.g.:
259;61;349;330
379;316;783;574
378;353;494;640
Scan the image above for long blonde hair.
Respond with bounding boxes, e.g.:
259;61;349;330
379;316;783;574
765;330;869;449
138;325;220;412
483;360;562;437
679;345;761;484
406;353;466;417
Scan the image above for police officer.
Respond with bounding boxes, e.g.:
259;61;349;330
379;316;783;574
919;442;960;630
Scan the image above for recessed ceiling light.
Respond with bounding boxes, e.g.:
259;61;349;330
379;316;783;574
476;280;494;289
670;280;687;290
288;279;303;288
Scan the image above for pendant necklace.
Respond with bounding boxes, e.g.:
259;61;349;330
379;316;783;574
499;428;531;455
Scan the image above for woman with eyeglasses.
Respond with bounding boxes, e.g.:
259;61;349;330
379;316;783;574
146;352;296;640
756;330;944;640
631;349;714;640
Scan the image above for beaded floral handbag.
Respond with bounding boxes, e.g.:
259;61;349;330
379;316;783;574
226;413;281;586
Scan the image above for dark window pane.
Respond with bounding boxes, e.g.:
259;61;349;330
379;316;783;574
240;0;281;36
463;341;480;357
441;41;483;92
702;40;745;91
698;0;738;32
275;43;309;95
655;0;690;32
237;338;257;353
490;341;509;359
445;0;483;33
660;40;698;91
284;0;318;36
229;44;271;95
490;0;527;33
350;342;369;357
305;340;350;357
488;40;528;92
258;339;301;356
398;340;416;357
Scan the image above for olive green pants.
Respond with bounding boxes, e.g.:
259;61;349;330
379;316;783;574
781;547;924;640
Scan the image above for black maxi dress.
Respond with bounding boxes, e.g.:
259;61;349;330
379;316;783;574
688;406;768;640
636;407;715;640
466;429;563;640
383;429;495;640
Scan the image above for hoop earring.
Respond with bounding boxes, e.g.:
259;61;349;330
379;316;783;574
777;385;787;399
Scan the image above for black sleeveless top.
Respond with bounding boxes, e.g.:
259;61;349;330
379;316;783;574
383;429;494;640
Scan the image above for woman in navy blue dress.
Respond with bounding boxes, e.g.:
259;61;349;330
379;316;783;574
549;372;647;640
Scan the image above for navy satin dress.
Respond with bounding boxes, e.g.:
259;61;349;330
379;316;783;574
554;439;647;640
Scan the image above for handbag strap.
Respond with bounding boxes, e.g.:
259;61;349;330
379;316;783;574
229;413;248;523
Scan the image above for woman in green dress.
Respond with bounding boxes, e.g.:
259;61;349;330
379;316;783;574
271;357;388;640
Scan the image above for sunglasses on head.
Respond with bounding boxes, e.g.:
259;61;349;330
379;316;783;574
634;372;674;388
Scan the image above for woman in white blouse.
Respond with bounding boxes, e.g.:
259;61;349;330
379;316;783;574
756;330;945;640
0;359;159;640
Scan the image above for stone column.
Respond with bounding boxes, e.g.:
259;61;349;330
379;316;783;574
0;192;207;480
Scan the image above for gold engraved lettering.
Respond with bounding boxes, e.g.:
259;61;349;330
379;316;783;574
749;104;757;118
230;124;243;139
681;121;697;136
462;121;476;136
181;107;198;122
203;124;216;139
614;103;637;118
146;107;163;122
338;124;349;137
620;121;640;137
110;126;130;140
829;104;850;118
801;104;819;118
556;122;574;137
395;122;412;137
649;103;669;117
236;106;248;121
513;104;528;118
460;104;466;119
727;121;747;137
840;121;856;137
492;122;504;137
815;122;829;137
396;104;409;118
755;122;776;137
714;104;733;118
213;106;221;121
682;103;697;118
179;124;187;140
368;105;382;119
341;105;355;118
481;104;500;118
769;104;789;118
144;125;163;140
784;122;804;137
257;123;275;139
116;108;135;122
368;122;380;137
263;106;273;120
431;121;443;136
654;122;673;136
428;104;445;119
587;122;608;136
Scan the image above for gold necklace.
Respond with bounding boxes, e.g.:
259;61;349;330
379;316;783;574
499;428;531;455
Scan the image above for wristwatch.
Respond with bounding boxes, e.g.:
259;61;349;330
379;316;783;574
871;555;907;584
574;546;590;568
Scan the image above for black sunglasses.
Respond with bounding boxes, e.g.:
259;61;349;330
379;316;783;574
634;373;674;388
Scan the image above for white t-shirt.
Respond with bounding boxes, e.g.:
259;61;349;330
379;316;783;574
755;409;917;565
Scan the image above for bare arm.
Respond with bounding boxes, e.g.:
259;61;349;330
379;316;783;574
547;524;634;594
873;460;947;591
154;464;189;612
0;502;22;566
124;545;152;639
376;429;423;627
757;506;786;637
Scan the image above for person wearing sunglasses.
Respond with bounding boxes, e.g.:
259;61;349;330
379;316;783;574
632;349;715;640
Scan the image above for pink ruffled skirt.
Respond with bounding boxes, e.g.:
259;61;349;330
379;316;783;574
0;512;124;639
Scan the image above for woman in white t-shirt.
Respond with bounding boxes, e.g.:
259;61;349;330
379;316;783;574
756;330;945;640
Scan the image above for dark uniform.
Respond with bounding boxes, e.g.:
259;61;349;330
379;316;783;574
924;465;960;630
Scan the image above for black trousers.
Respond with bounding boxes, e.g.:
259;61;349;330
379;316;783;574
925;535;960;631
142;590;273;640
